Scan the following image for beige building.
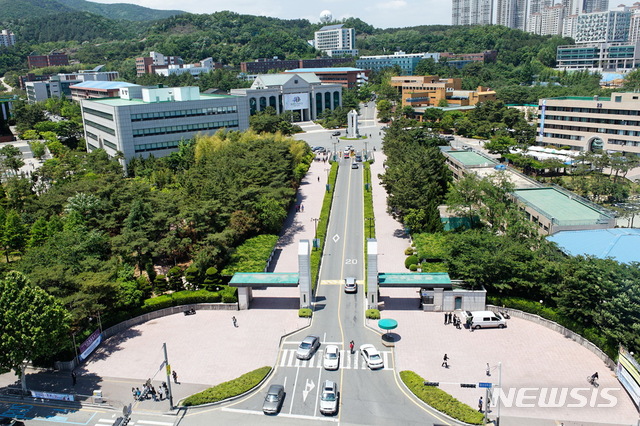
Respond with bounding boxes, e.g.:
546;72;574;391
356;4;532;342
538;93;640;156
390;75;496;108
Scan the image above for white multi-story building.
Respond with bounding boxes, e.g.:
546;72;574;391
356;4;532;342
452;0;494;25
562;14;579;38
313;24;357;57
81;86;249;163
628;8;640;42
529;3;565;35
356;51;440;75
0;30;15;47
25;70;120;103
575;8;632;43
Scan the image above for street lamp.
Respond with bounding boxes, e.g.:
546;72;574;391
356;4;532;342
311;218;320;250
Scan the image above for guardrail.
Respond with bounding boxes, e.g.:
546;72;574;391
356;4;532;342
55;303;237;371
487;305;616;370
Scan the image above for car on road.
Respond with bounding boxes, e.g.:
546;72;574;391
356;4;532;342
262;384;285;414
360;344;384;369
344;277;357;293
442;135;455;141
355;153;362;162
323;345;340;370
319;380;339;415
296;335;320;360
351;161;358;169
332;131;341;136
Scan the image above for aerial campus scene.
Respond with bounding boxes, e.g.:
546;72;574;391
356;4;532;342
0;0;639;425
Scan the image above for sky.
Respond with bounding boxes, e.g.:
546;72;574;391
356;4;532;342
92;0;453;29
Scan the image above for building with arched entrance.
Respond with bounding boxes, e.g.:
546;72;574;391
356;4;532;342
230;73;342;121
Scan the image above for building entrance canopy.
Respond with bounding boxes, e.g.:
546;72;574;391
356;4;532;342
229;272;299;288
377;272;453;290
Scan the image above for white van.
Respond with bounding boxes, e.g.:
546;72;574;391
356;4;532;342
461;310;507;329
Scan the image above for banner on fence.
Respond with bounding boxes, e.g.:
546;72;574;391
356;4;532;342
79;328;102;361
30;390;75;401
617;346;640;409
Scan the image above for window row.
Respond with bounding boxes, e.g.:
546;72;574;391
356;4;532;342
541;132;583;141
134;140;181;153
84;107;114;121
103;139;117;150
544;106;640;115
132;120;239;137
130;106;237;122
86;131;98;140
543;114;640;127
85;120;116;136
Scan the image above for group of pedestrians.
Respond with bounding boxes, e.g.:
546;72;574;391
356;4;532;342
132;379;169;402
443;312;462;329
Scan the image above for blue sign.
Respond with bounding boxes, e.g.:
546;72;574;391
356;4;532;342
478;382;493;389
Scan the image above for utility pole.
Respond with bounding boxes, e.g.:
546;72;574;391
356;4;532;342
332;140;338;162
163;343;174;409
497;361;502;426
364;139;369;160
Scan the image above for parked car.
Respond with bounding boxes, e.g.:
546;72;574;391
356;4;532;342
442;135;455;141
460;310;507;329
332;131;341;136
316;146;326;153
262;384;285;414
319;380;339;415
296;335;320;360
323;345;340;370
344;277;357;293
360;344;384;369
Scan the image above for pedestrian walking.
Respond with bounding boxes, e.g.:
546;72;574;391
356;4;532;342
232;316;238;327
135;387;141;400
443;312;447;325
172;370;178;384
486;363;491;376
300;204;304;212
71;371;77;386
478;396;483;412
158;387;163;401
295;204;300;212
317;176;320;182
442;354;449;368
349;340;354;354
131;387;137;400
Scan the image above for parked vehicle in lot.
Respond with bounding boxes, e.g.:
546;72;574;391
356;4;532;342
344;277;357;293
262;384;285;414
442;135;455;141
319;380;339;415
332;131;341;136
460;310;507;329
296;335;320;360
360;344;384;369
323;345;340;370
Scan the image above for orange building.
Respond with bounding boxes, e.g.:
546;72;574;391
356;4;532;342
390;75;496;107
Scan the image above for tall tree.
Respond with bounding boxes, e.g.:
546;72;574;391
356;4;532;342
0;271;70;393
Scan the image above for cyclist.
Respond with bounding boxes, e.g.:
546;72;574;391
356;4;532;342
589;372;599;385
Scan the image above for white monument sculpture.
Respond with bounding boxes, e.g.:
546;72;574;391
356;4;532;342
347;109;359;139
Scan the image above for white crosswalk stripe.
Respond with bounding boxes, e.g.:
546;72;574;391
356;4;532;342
278;349;393;370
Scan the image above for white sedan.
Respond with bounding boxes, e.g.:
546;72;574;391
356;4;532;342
359;344;384;369
323;345;340;370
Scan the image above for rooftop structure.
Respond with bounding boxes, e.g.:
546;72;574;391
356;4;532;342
284;67;368;89
356;51;440;75
27;53;69;69
390;75;496;108
548;228;640;263
69;81;139;102
25;70;120;103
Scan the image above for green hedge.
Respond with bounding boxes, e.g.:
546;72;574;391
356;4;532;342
405;255;418;269
364;162;375;240
400;371;483;425
298;308;312;318
310;161;338;290
182;366;271;406
413;233;449;261
488;296;617;359
365;309;380;319
139;289;236;314
221;234;279;275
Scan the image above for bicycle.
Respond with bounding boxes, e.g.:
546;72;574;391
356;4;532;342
587;375;599;387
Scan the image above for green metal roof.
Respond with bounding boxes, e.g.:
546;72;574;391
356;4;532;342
229;272;299;287
378;273;452;289
446;151;497;167
513;187;608;223
543;96;611;101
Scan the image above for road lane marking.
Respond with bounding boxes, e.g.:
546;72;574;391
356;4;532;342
302;378;315;402
277;349;393;371
289;366;300;414
136;421;175;426
221;407;339;422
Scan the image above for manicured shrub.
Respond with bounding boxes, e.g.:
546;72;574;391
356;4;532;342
405;255;418;269
298;308;312;318
413;233;449;261
203;266;221;291
409;264;418;271
366;309;380;319
167;266;184;291
182;366;271;406
184;265;200;286
400;371;483;424
153;274;167;293
404;247;414;255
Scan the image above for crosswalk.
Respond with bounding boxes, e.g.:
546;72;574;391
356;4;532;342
279;348;393;371
95;418;174;426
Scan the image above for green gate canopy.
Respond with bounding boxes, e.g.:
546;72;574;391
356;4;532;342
378;318;398;330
